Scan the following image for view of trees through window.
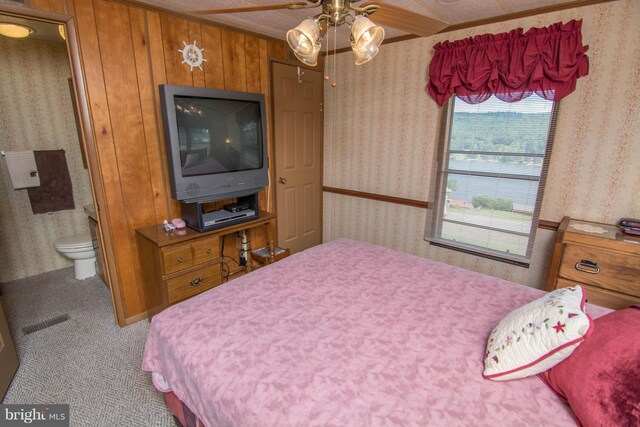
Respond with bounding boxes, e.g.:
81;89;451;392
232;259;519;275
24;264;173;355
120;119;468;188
436;94;555;260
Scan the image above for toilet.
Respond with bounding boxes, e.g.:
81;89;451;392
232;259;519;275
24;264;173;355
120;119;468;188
54;232;96;280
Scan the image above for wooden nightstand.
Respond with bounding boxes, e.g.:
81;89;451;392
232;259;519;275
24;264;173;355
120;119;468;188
546;216;640;309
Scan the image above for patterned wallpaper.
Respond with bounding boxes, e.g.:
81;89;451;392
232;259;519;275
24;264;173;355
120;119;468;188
0;37;94;283
323;0;640;289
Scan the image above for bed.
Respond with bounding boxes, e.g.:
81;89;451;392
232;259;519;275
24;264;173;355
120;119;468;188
142;238;611;426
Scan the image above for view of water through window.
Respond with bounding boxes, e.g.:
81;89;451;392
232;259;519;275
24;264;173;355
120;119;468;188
438;94;555;258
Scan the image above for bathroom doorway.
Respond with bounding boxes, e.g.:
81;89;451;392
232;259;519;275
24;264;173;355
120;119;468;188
0;7;113;312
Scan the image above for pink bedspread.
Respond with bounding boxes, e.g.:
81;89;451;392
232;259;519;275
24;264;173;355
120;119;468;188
142;238;609;426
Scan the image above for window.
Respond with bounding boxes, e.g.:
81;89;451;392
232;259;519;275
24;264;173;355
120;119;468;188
425;94;558;266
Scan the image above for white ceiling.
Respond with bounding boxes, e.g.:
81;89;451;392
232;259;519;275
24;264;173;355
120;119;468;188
134;0;586;49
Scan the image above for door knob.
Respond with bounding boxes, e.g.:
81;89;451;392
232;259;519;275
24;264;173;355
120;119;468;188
277;177;287;184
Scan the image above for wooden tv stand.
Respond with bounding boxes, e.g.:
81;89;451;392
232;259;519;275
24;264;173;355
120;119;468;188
136;211;281;318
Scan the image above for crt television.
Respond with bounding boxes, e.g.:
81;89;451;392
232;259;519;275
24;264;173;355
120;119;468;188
159;84;268;203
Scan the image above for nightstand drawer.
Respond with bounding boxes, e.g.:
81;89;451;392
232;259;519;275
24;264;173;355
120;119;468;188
555;278;640;310
166;264;222;304
558;244;640;295
192;236;220;265
161;244;193;274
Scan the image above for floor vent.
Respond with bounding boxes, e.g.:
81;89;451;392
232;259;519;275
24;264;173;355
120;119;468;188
23;314;70;335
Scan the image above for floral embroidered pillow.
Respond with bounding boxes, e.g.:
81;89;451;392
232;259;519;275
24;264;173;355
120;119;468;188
483;286;593;381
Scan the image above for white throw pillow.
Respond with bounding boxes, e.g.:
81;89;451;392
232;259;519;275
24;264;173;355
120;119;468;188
483;285;593;381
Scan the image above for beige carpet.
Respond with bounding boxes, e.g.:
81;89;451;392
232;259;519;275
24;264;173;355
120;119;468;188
0;267;174;426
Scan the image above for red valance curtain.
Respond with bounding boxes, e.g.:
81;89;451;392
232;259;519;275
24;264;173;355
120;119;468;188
427;19;589;106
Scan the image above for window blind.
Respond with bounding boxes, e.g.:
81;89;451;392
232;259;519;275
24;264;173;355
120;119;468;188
425;94;559;266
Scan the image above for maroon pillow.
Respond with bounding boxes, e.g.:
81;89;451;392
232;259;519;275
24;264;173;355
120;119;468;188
539;305;640;426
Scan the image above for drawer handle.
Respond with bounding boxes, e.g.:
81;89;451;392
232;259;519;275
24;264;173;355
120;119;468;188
575;259;600;274
206;248;211;255
177;257;184;263
189;277;204;286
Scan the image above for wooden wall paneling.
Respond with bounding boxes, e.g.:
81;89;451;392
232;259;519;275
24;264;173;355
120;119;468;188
245;35;266;207
269;40;288;61
71;0;130;325
262;40;288;214
63;0;121;324
188;20;205;87
258;38;269;94
65;0;125;318
245;35;261;93
128;7;170;226
221;28;247;92
29;0;66;14
259;38;271;212
20;0;292;324
201;24;224;89
160;14;193;86
146;11;181;220
93;0;156;319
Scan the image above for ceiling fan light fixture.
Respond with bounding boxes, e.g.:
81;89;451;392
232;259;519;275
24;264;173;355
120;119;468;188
293;41;322;66
286;18;321;56
352;43;380;65
351;15;384;54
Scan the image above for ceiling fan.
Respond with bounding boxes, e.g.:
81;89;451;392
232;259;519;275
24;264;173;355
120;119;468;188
191;1;449;66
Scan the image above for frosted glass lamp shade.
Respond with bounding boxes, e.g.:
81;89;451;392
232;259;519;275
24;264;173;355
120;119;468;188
352;44;380;65
287;18;323;66
351;15;384;65
287;19;321;56
293;42;321;66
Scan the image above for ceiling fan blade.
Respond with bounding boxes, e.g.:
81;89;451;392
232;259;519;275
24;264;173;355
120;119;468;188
362;1;449;37
191;2;309;15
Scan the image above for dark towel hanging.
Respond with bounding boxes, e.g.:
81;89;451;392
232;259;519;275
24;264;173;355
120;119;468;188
27;150;75;214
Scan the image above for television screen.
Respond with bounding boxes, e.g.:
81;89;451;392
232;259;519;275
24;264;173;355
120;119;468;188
174;96;263;178
159;84;268;203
